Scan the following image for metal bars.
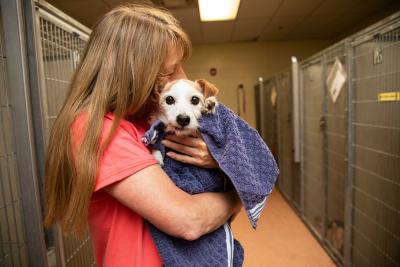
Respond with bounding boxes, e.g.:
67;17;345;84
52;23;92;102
275;72;301;209
33;4;95;267
300;58;327;241
0;10;29;266
256;12;400;267
254;78;279;158
350;23;400;267
38;16;86;137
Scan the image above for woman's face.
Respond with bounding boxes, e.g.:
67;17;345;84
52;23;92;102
158;44;187;83
132;44;188;119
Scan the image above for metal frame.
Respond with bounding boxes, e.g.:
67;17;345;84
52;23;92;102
258;77;265;139
20;0;94;266
1;0;48;266
0;5;29;266
347;14;400;267
274;71;291;201
32;2;90;143
289;40;352;266
350;11;400;46
34;0;91;40
291;57;301;163
274;73;283;196
298;54;342;267
299;65;305;216
30;1;95;266
344;40;354;267
325;40;350;265
258;11;400;267
299;56;325;242
322;53;328;244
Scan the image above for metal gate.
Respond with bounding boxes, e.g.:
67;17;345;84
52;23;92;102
253;11;400;267
275;71;301;209
255;78;278;158
0;8;29;267
32;1;96;266
297;41;350;265
300;56;326;239
349;16;400;267
36;8;88;138
324;43;348;261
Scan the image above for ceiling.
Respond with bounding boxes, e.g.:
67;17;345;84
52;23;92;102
46;0;400;44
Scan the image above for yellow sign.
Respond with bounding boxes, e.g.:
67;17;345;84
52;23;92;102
378;91;400;102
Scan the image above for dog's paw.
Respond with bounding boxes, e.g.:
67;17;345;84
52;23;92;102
153;150;164;167
202;96;218;114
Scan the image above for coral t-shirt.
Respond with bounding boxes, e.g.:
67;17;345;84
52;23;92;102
72;113;162;267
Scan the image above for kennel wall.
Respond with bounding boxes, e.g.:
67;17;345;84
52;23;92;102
324;42;348;263
27;1;96;266
255;77;279;159
0;5;30;267
299;53;338;257
348;13;400;267
274;71;301;210
256;12;400;267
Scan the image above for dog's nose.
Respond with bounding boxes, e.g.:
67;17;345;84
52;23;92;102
176;115;190;127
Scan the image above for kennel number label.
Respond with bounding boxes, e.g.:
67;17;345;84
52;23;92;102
378;91;400;102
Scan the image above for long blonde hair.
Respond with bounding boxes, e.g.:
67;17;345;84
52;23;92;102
44;3;191;235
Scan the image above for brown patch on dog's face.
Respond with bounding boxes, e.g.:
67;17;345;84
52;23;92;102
155;78;169;94
195;79;219;98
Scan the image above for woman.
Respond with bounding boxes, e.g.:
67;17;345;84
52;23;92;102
44;3;240;267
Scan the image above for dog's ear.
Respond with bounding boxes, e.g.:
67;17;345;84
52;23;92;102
155;78;168;94
195;79;219;98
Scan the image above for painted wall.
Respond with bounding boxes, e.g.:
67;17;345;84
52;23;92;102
183;40;332;127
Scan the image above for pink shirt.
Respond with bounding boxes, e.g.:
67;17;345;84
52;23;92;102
72;113;162;267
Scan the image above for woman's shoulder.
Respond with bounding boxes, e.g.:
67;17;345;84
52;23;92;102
106;113;151;137
72;112;147;141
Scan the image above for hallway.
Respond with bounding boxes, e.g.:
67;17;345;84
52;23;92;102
232;190;336;267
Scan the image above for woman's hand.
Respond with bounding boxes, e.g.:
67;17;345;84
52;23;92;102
161;133;218;168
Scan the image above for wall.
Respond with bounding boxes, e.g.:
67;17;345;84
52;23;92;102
183;40;332;127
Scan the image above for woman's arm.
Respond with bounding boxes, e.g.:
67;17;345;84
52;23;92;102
105;164;240;241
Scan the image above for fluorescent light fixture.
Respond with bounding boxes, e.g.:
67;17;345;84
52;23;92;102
199;0;240;22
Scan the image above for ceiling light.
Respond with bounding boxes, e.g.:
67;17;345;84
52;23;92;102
198;0;240;22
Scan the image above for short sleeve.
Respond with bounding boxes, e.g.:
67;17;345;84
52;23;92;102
71;113;158;192
95;117;158;191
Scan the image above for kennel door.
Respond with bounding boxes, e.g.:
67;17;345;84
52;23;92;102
276;72;301;209
350;24;400;267
300;58;326;238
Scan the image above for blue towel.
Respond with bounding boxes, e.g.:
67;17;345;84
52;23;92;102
141;104;279;267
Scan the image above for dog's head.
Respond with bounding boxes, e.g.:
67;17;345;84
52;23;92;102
156;79;218;135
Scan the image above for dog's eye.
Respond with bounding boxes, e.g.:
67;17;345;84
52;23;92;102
165;96;175;105
191;96;200;105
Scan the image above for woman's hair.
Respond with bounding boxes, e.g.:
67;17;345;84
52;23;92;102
44;3;191;235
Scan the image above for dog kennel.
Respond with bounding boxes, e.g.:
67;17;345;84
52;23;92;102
256;71;302;210
0;6;30;266
255;77;279;159
29;1;96;266
299;40;348;263
348;15;400;267
256;11;400;267
275;71;301;210
0;0;96;266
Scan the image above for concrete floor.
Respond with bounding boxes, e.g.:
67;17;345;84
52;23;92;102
231;189;336;267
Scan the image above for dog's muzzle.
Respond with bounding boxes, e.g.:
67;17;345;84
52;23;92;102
176;114;190;127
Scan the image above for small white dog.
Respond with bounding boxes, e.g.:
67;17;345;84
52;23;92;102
149;79;219;165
